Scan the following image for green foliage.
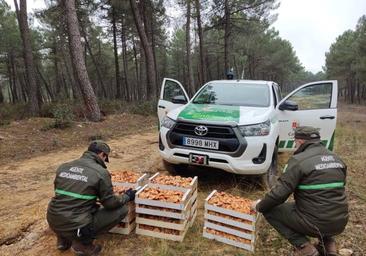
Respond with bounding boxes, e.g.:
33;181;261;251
0;103;28;125
325;15;366;103
129;101;157;116
99;100;126;115
50;103;75;129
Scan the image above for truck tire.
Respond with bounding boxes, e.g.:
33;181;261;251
261;146;278;189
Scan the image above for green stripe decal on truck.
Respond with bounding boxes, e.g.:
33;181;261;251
55;189;97;200
279;140;286;148
279;140;329;149
298;182;344;190
178;104;240;122
286;140;294;148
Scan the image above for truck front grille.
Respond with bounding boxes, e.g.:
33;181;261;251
169;122;240;152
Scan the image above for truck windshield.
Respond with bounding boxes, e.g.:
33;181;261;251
192;83;270;107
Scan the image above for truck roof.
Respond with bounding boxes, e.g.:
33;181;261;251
208;80;275;85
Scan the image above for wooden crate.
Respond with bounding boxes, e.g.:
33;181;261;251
148;172;198;192
203;190;257;252
203;227;254;252
121;202;136;223
148;172;198;226
109;186;142;235
135;184;192;212
135;184;192;241
112;173;148;189
136;223;188;242
189;196;198;227
109;220;136;235
136;214;188;231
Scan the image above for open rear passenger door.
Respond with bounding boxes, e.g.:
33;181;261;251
277;81;338;151
158;78;189;124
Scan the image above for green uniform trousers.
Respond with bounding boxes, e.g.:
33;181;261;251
53;205;128;243
263;202;328;247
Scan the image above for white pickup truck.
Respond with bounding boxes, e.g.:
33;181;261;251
157;78;338;187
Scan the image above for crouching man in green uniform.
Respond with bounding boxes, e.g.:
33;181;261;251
253;126;348;256
47;140;136;256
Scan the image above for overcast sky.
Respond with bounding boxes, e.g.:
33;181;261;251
272;0;366;73
5;0;366;73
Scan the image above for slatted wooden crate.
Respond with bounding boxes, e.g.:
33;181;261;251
135;184;192;241
109;186;141;235
111;171;148;189
148;172;198;226
109;220;136;235
202;190;257;252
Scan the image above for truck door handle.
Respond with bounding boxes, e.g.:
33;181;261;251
320;115;335;120
158;105;166;109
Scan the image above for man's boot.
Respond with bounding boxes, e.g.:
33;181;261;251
293;242;320;256
71;240;102;256
56;235;72;251
315;239;337;256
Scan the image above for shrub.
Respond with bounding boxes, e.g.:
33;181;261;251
129;101;157;116
99;100;125;115
0;103;28;125
51;103;74;129
88;133;105;141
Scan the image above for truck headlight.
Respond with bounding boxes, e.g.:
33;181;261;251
161;116;176;129
239;120;271;136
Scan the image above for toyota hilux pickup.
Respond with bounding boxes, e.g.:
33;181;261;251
157;78;338;187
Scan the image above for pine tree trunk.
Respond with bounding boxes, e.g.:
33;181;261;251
111;7;122;99
6;53;17;103
64;0;101;121
52;41;63;98
36;66;54;101
83;32;108;99
186;0;194;96
132;36;140;100
142;1;159;96
195;0;206;86
14;0;40;115
121;15;130;101
224;0;230;73
129;0;157;100
0;84;4;103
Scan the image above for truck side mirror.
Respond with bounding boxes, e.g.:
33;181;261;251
279;100;298;111
172;95;188;104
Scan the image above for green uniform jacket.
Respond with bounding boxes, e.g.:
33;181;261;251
47;151;129;232
257;141;348;235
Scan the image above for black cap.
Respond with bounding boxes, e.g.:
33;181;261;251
294;126;321;140
88;140;111;162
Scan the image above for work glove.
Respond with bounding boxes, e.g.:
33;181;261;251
125;188;136;201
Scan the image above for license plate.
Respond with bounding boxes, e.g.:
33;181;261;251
183;137;219;150
189;154;208;165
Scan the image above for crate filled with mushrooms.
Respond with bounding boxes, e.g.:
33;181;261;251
111;170;148;189
203;190;257;252
109;170;147;235
148;173;198;226
135;184;193;241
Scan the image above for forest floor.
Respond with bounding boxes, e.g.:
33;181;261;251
0;104;365;256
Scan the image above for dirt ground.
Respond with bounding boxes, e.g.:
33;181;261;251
0;105;365;256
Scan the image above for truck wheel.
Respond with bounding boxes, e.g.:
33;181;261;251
261;146;278;189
